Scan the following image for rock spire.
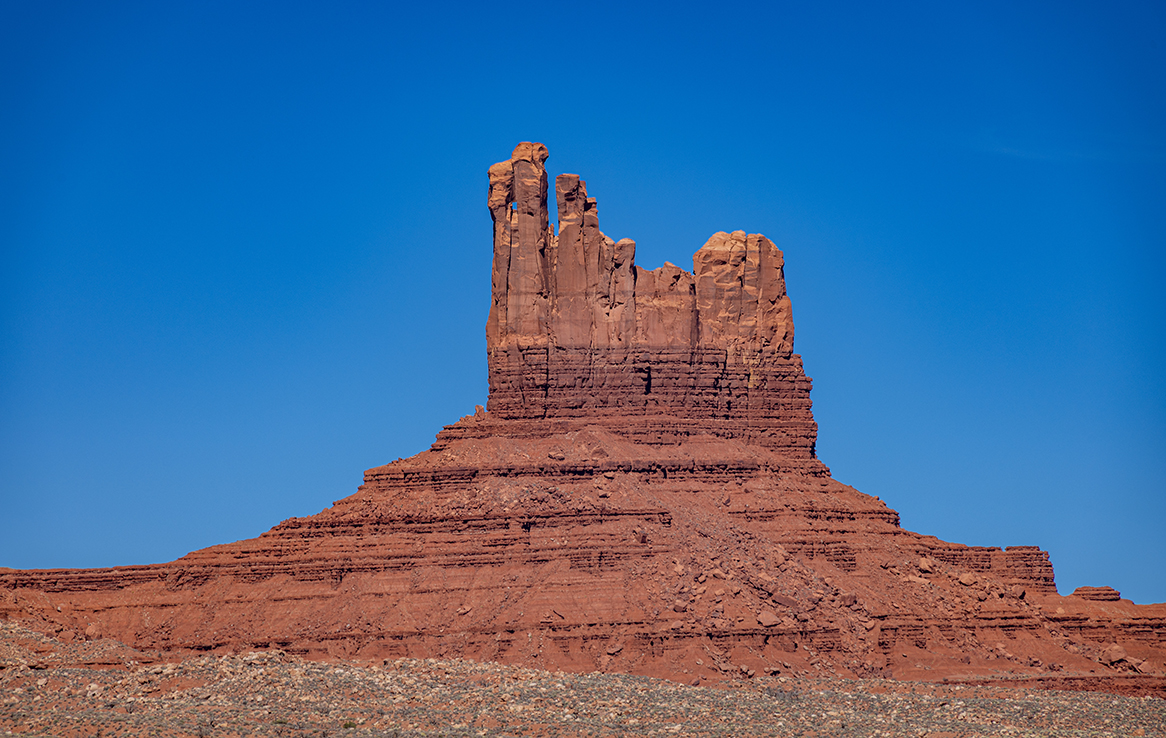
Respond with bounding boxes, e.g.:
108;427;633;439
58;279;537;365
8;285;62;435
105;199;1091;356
479;143;815;462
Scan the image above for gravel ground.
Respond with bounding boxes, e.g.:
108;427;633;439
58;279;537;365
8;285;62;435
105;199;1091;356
1;624;1162;737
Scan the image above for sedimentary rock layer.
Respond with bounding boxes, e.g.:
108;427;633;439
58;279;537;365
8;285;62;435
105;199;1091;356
1;142;1162;696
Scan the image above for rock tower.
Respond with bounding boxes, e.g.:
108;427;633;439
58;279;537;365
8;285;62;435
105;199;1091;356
451;143;817;464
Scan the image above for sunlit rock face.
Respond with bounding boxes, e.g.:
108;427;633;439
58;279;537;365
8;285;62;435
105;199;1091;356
481;143;816;466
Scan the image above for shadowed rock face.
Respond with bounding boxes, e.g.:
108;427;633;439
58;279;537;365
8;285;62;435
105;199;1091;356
1;143;1163;696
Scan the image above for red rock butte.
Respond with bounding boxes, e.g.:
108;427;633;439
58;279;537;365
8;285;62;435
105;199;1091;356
2;143;1163;696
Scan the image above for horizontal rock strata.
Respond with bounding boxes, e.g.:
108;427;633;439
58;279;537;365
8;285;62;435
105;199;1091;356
1;142;1163;696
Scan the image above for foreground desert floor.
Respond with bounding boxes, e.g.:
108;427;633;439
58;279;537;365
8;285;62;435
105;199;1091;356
2;622;1162;738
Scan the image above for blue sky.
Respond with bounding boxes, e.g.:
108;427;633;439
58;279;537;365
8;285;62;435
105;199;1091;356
2;1;1163;603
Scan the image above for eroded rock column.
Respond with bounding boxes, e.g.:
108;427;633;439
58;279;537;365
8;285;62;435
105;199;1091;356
484;142;818;458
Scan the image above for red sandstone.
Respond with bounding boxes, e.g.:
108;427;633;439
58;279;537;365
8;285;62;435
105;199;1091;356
1;143;1162;697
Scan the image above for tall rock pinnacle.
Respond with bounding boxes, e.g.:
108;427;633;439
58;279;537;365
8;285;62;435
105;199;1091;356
479;142;817;463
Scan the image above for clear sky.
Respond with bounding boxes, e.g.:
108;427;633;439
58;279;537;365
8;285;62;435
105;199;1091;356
2;1;1163;604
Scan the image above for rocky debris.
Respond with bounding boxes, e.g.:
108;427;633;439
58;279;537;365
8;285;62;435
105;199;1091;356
0;142;1162;698
1;622;1163;738
756;611;780;627
1102;644;1130;665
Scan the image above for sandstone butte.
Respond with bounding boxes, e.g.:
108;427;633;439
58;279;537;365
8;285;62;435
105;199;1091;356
2;142;1163;697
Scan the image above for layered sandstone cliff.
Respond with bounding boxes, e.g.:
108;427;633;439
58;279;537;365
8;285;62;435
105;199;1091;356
1;143;1162;695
